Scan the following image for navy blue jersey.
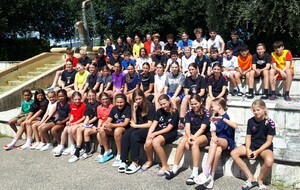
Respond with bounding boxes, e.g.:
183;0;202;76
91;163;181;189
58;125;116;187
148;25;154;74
185;109;210;134
154;109;179;133
56;102;70;121
109;105;131;125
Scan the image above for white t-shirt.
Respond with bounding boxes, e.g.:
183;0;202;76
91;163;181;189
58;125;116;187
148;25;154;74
192;38;208;49
154;73;166;92
181;55;196;73
47;101;58;116
166;58;182;71
136;57;152;71
223;56;238;68
207;35;224;52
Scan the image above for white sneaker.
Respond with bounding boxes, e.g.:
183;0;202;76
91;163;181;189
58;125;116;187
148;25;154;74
112;158;122;167
52;146;59;153
94;154;103;161
79;152;92;160
40;143;53;151
68;155;79;163
30;142;39;150
54;145;64;157
62;146;75;156
35;142;46;150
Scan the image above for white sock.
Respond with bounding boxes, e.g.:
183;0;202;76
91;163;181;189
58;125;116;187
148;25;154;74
237;84;242;91
8;138;18;147
172;164;179;174
70;144;75;149
192;167;199;176
25;138;32;145
104;149;112;156
245;85;249;92
116;154;120;160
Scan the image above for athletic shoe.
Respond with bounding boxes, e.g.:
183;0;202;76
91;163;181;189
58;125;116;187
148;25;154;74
3;144;15;150
246;93;254;99
94;153;103;161
30;142;39;150
232;89;238;96
269;94;277;100
54;145;64;157
40;143;53;151
125;163;140;174
52;146;59;153
284;95;291;101
98;151;113;163
237;91;244;96
112;158;122;167
68;155;79;163
79;152;92;160
260;94;269;99
62;146;75;156
118;162;127;173
186;175;196;185
35;142;46;150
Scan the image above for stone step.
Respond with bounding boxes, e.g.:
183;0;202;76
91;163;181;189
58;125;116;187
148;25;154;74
293;58;300;75
7;80;22;86
35;67;51;72
0;86;12;92
18;75;33;81
27;71;43;76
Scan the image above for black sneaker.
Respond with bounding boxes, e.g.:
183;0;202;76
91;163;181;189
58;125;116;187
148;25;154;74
260;94;269;99
231;89;238;96
246;93;254;99
284;95;291;101
269;94;276;100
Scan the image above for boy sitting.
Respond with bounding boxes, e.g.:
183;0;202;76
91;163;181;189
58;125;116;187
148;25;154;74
222;47;239;95
235;45;252;96
269;41;294;101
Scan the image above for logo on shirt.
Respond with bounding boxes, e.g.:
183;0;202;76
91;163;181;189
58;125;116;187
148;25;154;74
252;126;257;131
114;114;118;119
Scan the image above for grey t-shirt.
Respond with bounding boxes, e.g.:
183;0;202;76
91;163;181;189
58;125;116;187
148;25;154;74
165;72;185;93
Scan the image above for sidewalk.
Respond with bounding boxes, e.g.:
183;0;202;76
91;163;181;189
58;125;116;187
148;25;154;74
0;138;281;190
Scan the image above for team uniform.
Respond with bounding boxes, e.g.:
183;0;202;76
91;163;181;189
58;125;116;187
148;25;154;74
121;102;155;163
184;75;207;97
125;73;141;92
70;102;86;123
246;117;276;151
78;56;92;67
154;109;179;144
61;69;77;88
30;99;49;120
195;55;210;75
84;101;100;126
226;39;244;56
109;105;131;127
101;75;112;90
208;74;228;98
214;112;235;151
185;109;211;139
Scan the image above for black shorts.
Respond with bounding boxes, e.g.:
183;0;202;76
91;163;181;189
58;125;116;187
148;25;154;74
242;144;273;152
160;131;177;144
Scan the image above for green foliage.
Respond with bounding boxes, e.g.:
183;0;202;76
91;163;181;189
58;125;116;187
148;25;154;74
0;38;50;61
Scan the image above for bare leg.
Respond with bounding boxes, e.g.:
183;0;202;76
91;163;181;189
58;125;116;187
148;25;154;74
152;135;169;172
257;150;274;185
114;127;125;155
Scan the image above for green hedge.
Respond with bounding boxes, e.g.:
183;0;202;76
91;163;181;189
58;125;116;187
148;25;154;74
0;38;50;61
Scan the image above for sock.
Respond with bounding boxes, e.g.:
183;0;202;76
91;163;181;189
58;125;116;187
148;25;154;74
203;165;211;178
264;89;268;95
271;90;276;95
249;88;253;95
245;85;249;92
237;84;242;91
285;91;290;96
233;87;237;90
74;146;81;157
70;144;75;149
25;138;32;146
172;164;179;174
8;138;18;146
100;145;104;155
179;117;184;123
116;154;121;160
85;141;91;153
192;167;199;177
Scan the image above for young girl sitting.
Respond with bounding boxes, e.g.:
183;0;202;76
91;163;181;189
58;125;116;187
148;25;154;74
139;62;154;102
124;63;140;103
144;94;179;176
231;100;276;190
53;91;86;156
32;91;58;150
206;62;228;110
112;62;125;101
8;89;33;134
194;98;237;188
69;89;100;162
165;94;210;185
3;89;48;150
98;94;131;167
98;65;112;98
118;89;155;174
39;89;70;151
153;63;166;109
95;92;114;161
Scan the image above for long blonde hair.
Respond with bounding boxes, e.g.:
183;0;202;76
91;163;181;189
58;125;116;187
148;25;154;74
158;94;176;114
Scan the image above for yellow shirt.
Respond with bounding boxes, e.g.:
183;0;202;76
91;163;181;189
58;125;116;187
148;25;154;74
133;43;144;57
271;50;294;70
75;70;89;89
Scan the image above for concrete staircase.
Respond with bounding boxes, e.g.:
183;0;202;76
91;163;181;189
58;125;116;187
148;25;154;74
0;53;65;111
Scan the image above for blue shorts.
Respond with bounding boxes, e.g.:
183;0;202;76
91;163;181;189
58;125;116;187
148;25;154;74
167;92;184;100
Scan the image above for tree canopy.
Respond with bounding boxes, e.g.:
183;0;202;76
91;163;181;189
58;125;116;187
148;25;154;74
0;0;299;55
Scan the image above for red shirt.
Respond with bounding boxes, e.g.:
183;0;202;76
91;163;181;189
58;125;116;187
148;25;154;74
66;57;78;68
97;104;114;123
70;102;86;123
144;41;152;55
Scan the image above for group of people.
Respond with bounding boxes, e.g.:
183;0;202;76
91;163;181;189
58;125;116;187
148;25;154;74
3;28;284;190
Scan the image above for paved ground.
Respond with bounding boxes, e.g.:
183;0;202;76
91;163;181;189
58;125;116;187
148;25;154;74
0;138;282;190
